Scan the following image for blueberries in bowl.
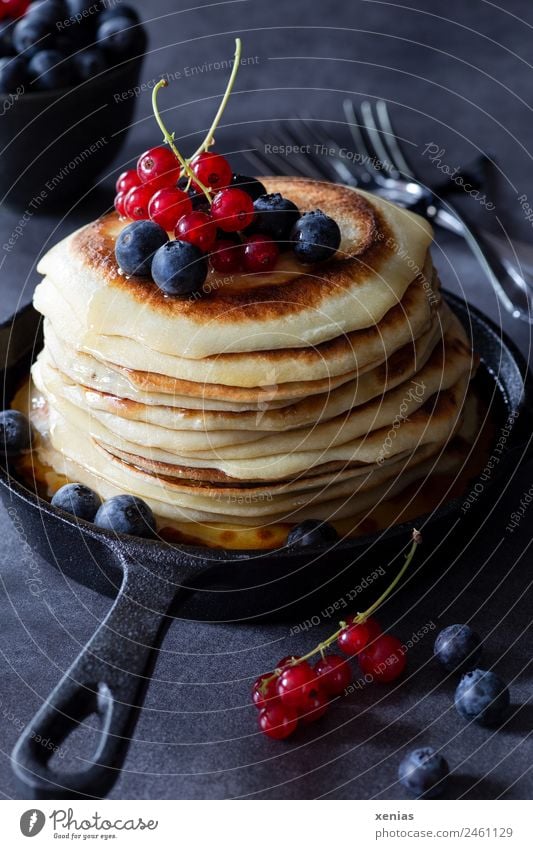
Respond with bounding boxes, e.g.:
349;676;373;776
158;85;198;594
28;49;77;91
434;624;482;673
398;747;449;798
115;220;169;277
51;483;102;521
454;668;510;727
286;519;339;547
12;13;51;56
96;15;144;58
0;54;27;91
0;409;31;456
73;47;107;81
291;209;341;264
95;495;156;538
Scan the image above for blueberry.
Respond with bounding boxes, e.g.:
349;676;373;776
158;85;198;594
291;209;341;264
12;15;53;56
0;55;27;92
286;519;339;547
99;4;140;24
398;747;449;798
96;16;143;57
434;624;482;673
0;20;15;57
28;49;77;90
51;483;101;521
27;1;66;22
115;220;169;277
151;240;208;296
73;47;107;81
64;0;95;15
0;410;31;455
95;494;156;537
231;174;267;202
251;193;300;241
454;669;510;727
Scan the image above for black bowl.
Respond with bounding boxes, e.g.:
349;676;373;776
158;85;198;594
0;47;145;210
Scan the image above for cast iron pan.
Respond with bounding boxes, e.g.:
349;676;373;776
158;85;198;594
0;294;531;800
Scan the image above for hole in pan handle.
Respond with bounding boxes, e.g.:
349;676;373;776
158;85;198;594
10;549;185;800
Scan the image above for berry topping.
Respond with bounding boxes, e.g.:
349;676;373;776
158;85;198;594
148;187;192;232
51;483;102;522
286;519;339;547
251;192;300;242
175;211;217;252
291;209;341;264
151;239;208;296
116;169;141;195
398;747;449;798
123;184;153;220
209;236;243;273
211;187;255;232
114;192;127;217
231;173;267;201
434;624;483;673
338;617;382;656
94;494;156;538
258;703;298;740
190;151;232;192
242;234;279;273
358;635;407;683
454;669;510;726
0;409;31;455
115;220;169;276
314;654;352;696
276;660;316;710
137;146;181;191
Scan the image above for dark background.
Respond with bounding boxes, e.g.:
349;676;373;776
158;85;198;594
0;0;532;799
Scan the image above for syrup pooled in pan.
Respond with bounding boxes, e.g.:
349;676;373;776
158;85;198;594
11;374;496;550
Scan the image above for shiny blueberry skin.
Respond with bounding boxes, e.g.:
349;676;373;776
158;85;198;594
286;519;339;547
398;747;449;798
96;16;143;57
291;209;341;264
13;16;53;57
0;55;27;92
231;174;267;201
454;669;510;726
434;624;482;673
115;220;169;277
151;240;208;296
27;1;66;25
0;410;31;456
250;193;300;241
95;495;156;538
51;483;102;521
28;50;77;91
73;47;107;81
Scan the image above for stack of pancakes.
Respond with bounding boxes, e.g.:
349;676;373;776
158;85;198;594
28;178;475;548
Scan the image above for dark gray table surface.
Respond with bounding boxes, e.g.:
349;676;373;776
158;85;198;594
1;0;532;799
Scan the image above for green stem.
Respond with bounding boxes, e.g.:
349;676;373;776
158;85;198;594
151;79;212;202
188;37;242;161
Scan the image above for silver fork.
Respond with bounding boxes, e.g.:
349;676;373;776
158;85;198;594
247;104;533;323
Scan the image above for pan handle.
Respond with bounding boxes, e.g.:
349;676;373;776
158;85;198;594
11;547;184;799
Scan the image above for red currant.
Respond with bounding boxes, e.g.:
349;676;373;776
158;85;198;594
211;188;255;232
251;673;278;710
276;655;301;670
243;234;279;272
175;211;217;252
258;703;298;740
358;635;406;683
314;654;352;696
115;169;140;195
1;0;28;18
209;237;243;273
148;187;192;232
190;151;232;192
124;184;153;220
338;617;382;657
298;687;329;726
137;146;181;191
114;192;127;218
276;661;317;710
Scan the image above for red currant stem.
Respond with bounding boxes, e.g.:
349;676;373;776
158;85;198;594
188;37;242;161
257;528;422;692
151;79;212;202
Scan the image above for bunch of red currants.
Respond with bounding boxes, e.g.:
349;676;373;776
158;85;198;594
252;615;407;740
